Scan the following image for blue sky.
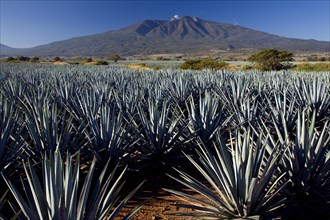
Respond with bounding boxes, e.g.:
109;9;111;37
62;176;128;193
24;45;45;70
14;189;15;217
0;0;329;48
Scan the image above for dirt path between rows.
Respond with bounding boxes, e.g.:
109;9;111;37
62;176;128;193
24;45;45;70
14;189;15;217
118;173;204;220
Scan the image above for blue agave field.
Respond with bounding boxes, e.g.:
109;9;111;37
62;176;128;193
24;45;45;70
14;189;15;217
0;63;329;219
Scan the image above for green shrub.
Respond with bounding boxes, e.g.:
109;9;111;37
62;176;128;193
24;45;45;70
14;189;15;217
85;57;93;63
6;56;16;62
53;56;61;62
17;56;30;61
109;54;122;63
180;58;228;70
242;65;254;70
294;62;330;72
94;60;108;65
31;57;40;63
248;48;293;71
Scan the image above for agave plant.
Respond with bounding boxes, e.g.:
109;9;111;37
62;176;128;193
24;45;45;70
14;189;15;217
86;102;136;163
295;78;330;121
186;90;229;146
280;109;329;209
22;95;81;154
1;151;144;220
0;95;26;171
167;76;192;105
113;84;141;116
266;88;298;138
69;89;103;121
216;77;260;129
165;128;289;219
1;77;25;99
129;98;190;168
218;77;250;107
260;108;330;218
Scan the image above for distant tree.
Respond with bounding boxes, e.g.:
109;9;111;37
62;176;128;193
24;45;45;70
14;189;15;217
6;56;15;62
16;56;30;61
156;56;164;61
180;58;228;70
85;57;93;63
54;56;61;62
109;54;122;63
248;49;293;71
306;55;318;62
95;60;108;65
318;57;326;62
175;55;183;60
31;57;40;63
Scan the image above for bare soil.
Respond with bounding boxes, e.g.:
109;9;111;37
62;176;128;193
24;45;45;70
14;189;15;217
123;64;153;70
118;173;203;220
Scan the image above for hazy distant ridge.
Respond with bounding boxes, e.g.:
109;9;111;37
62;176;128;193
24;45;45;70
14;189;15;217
1;16;329;56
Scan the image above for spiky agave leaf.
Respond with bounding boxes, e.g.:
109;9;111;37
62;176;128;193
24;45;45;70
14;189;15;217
165;128;289;219
130;98;189;165
86;102;135;163
281;109;330;194
216;77;260;129
266;88;298;138
21;94;77;154
113;85;141;116
0;95;26;171
295;78;330;121
1;151;144;220
0;189;24;220
167;76;192;104
0;190;9;219
186;90;229;146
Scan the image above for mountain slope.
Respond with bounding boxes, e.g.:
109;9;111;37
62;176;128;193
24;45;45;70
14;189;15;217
1;16;329;56
0;44;27;56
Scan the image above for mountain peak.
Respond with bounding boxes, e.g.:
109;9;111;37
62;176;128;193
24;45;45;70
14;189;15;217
1;16;329;57
170;15;202;22
182;16;200;21
129;16;213;39
132;19;164;36
171;15;200;21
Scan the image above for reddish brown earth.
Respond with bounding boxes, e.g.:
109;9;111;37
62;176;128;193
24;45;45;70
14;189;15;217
118;174;203;220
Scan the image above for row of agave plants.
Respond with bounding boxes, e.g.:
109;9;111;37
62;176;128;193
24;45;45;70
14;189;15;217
0;63;329;219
